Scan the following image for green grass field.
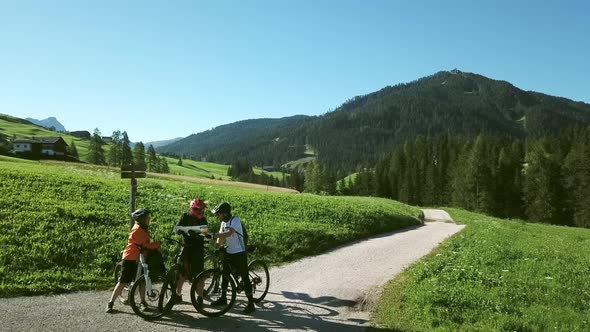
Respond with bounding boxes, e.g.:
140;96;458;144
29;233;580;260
165;156;232;179
0;158;420;297
372;209;590;331
166;156;288;180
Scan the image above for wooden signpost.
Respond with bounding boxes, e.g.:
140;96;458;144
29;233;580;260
121;165;146;229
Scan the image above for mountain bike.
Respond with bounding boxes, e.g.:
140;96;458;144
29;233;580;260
114;244;167;320
189;233;270;317
158;236;217;315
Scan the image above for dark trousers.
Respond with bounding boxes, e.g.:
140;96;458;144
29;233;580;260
221;251;252;298
181;248;204;279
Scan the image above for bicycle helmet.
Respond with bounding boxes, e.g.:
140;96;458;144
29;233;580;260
131;208;151;221
190;198;207;219
190;198;207;210
211;201;231;214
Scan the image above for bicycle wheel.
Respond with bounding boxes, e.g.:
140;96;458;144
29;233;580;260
157;269;177;315
129;274;165;320
248;260;270;302
190;269;236;317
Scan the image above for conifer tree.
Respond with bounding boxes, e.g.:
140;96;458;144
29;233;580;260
525;139;563;224
562;129;590;227
388;146;405;201
304;161;317;193
107;130;122;167
87;128;106;165
159;155;169;173
121;131;133;167
375;155;391;198
132;142;147;171
147;144;159;172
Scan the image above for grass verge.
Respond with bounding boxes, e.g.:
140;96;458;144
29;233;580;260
372;209;590;331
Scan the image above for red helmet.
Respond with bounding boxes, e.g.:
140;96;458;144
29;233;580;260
190;198;207;210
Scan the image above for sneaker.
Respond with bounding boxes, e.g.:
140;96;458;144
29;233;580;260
210;297;227;306
243;303;255;314
105;301;114;313
119;297;129;305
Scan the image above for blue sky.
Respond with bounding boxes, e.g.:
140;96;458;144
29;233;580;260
1;0;588;142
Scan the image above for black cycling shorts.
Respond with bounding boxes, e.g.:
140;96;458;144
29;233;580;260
181;249;204;279
119;259;138;283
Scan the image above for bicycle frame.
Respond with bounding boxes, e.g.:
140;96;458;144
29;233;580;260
137;251;155;296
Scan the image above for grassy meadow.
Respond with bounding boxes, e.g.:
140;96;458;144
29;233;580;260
0;158;420;297
372;209;590;331
165;155;289;181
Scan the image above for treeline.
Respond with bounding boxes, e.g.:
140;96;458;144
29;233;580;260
333;129;590;228
87;129;169;173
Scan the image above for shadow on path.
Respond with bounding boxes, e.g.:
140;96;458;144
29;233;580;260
147;291;397;331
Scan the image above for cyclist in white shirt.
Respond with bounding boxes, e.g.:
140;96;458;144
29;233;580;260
210;202;255;314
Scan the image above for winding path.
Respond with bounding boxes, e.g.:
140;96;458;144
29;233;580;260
0;211;464;332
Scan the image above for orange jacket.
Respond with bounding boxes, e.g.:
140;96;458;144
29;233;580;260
122;223;161;261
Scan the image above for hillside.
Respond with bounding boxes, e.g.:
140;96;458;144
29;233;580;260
157;115;313;165
157;70;590;172
0;114;91;160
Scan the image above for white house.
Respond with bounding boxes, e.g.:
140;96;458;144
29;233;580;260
12;137;69;156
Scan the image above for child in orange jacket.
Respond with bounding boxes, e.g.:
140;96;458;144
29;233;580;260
106;208;161;313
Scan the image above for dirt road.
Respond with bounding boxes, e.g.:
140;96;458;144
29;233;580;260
0;217;464;332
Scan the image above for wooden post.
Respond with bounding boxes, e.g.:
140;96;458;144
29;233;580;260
129;177;137;229
121;165;146;230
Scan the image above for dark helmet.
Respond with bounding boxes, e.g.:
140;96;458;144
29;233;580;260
131;208;151;221
211;202;231;214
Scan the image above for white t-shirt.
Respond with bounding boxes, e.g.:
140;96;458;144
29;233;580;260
219;216;246;254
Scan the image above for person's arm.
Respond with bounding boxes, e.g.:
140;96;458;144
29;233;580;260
215;227;235;240
214;222;234;246
136;228;161;250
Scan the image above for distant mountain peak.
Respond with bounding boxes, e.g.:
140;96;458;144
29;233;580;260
25;117;66;132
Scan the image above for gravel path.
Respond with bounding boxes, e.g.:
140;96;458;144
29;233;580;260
0;214;464;332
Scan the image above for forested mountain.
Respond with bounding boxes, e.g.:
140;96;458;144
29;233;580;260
158;70;590;172
157;115;314;165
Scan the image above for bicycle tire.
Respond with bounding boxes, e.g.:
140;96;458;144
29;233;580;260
157;270;176;315
190;269;236;317
129;274;166;320
248;260;270;302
